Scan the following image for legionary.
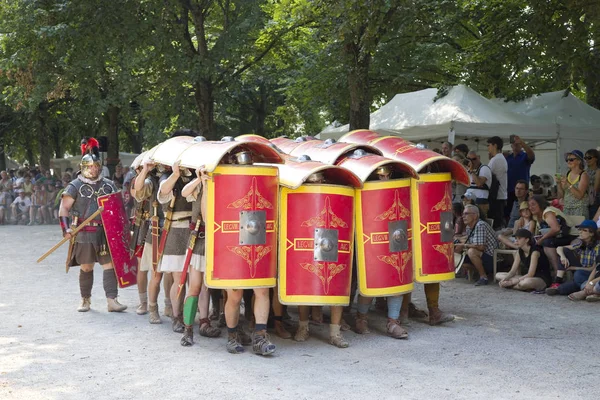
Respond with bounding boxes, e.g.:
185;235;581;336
130;159;174;323
179;165;221;346
58;137;127;313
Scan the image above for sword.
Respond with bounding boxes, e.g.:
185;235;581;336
156;195;177;265
37;207;105;264
151;200;160;273
129;200;146;257
177;219;203;298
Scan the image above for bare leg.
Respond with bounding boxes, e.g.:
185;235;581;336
225;289;243;329
514;277;547;292
466;248;487;280
544;247;562;279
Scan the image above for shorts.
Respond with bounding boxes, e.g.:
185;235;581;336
464;252;494;275
158;254;205;273
69;242;112;266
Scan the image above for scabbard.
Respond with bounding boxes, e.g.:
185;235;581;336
177;220;202;298
151;218;159;272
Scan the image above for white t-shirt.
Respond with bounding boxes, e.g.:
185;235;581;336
12;196;31;212
488;153;508;200
466;164;492;200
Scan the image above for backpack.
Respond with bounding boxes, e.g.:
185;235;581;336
488;173;500;201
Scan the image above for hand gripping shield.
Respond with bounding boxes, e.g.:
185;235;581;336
97;192;138;288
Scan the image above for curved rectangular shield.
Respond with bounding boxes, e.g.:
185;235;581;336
278;185;355;306
205;165;279;289
97;193;138;288
355;179;414;296
411;173;455;283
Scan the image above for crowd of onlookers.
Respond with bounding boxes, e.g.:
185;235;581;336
449;138;600;302
0;162;134;225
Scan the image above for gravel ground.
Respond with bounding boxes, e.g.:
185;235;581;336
0;225;596;400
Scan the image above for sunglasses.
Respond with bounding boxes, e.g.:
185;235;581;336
584;156;595;160
566;158;577;162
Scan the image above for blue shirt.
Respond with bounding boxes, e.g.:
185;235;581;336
506;150;534;194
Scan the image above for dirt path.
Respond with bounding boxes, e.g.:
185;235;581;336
0;225;596;400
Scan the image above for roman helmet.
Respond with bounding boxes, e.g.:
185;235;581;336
80;137;101;180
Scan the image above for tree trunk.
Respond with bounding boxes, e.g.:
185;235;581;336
585;48;600;110
105;105;120;176
346;44;372;131
51;125;64;159
133;114;144;154
0;141;6;171
37;102;51;170
194;80;216;140
254;83;267;136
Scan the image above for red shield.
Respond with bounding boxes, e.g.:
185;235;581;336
278;186;355;306
340;130;469;185
354;179;414;296
97;193;138;288
411;174;455;282
205;165;279;288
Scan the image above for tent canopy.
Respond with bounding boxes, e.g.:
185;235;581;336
319;85;600;174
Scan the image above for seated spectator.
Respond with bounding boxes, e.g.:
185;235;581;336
507;180;529;228
453;202;466;238
21;174;33;196
529;175;547;197
454;204;499;286
0;186;12;224
29;183;49;225
464;151;492;217
496;229;552;291
529;195;577;287
0;170;11;191
585;149;600;218
557;150;589;218
498;202;536;249
10;189;31;224
546;220;600;296
568;270;600;302
45;183;58;223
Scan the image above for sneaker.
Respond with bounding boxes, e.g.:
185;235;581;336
226;333;245;354
474;278;489;286
546;283;560;296
252;330;276;356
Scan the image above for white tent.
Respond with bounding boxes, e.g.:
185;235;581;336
319;85;600;175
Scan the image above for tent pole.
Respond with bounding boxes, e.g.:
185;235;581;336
555;124;560;174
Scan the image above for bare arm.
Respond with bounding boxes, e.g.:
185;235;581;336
523;251;540;278
159;162;181;196
594;171;600;194
569;172;589;200
503;251;521;281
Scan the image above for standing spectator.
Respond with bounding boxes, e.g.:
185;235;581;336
455;204;499;286
496;229;552;291
547;220;600;297
111;162;125;189
584;149;600;218
464;151;492;217
0;170;11;190
507;180;529;228
453;143;469;159
487;136;508;229
452;154;468;203
10;189;31;224
505;135;535;217
441;141;453;157
557;150;589;219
